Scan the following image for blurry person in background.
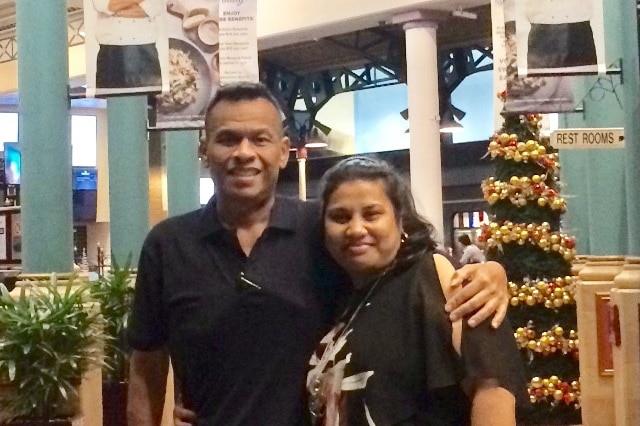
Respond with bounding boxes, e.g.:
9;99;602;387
458;234;486;265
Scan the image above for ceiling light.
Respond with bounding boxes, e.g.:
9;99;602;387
439;110;464;133
304;127;329;148
304;141;328;148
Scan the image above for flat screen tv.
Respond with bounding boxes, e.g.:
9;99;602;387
4;142;21;185
72;167;98;190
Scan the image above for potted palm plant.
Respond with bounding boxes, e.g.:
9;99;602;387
0;275;107;425
89;254;135;426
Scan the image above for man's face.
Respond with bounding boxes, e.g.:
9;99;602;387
201;98;290;204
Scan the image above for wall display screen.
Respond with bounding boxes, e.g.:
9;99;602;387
72;167;98;190
4;143;20;185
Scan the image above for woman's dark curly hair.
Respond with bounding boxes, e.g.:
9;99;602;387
319;156;437;262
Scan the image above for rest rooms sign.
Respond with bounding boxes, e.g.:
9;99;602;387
550;128;625;149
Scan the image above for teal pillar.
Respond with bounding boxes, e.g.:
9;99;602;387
165;130;200;216
107;97;150;265
621;0;640;255
559;0;632;255
16;0;73;273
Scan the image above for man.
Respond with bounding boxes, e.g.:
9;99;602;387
458;234;486;265
127;82;510;426
92;0;163;89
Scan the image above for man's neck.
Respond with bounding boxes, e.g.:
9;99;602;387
217;195;275;255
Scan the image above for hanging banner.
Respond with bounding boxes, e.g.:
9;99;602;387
149;0;221;129
218;0;259;84
515;0;606;76
490;0;507;129
492;0;575;114
83;0;170;98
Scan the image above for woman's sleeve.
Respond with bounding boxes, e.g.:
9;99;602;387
461;317;529;408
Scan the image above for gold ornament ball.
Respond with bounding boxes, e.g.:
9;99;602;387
553;389;564;401
537;197;548;207
531;377;543;389
554;326;564;336
525;140;537;150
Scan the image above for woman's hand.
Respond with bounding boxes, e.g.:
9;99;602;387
444;261;509;328
174;403;196;426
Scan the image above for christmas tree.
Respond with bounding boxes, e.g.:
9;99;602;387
479;94;581;425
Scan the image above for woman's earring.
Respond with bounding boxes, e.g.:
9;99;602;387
401;231;409;245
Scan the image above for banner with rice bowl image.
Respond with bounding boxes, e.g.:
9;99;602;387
149;0;220;129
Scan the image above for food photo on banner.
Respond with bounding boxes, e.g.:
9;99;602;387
83;0;170;97
498;0;575;113
515;0;606;76
148;0;221;129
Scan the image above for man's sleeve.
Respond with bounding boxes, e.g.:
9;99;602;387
127;229;168;350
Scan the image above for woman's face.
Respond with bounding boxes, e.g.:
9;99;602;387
323;179;402;284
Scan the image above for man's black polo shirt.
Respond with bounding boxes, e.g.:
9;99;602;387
127;196;342;425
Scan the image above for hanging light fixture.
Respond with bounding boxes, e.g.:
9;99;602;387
304;126;329;148
439;109;464;133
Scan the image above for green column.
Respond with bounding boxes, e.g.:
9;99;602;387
621;0;640;255
107;96;150;265
559;0;633;255
165;130;201;216
16;0;73;273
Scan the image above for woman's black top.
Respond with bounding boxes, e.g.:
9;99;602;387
307;252;526;425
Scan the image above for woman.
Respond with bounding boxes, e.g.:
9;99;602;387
307;156;525;425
